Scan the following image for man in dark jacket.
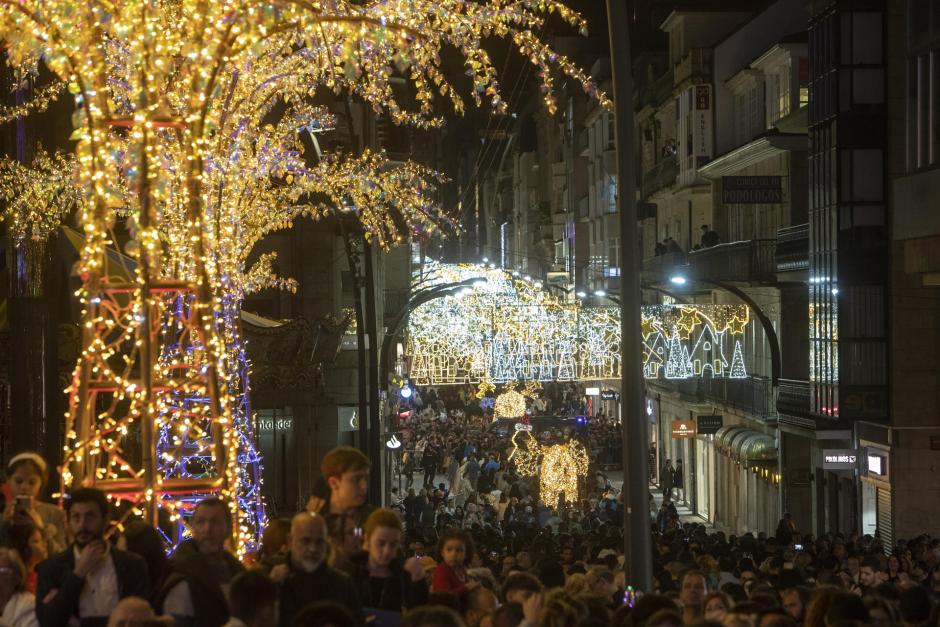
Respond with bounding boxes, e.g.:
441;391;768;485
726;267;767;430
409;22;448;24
347;550;428;612
36;487;149;627
156;497;245;627
270;512;361;627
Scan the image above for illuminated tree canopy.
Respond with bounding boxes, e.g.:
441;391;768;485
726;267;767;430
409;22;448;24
0;0;610;553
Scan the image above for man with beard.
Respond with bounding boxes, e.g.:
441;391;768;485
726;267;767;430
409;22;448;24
272;512;361;627
156;497;245;627
36;488;149;627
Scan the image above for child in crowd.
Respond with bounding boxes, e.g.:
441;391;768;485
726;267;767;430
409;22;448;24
1;452;66;555
431;528;477;595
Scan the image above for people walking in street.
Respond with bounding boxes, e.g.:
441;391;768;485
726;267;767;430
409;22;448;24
776;512;798;544
673;459;684;503
660;458;674;501
421;444;439;488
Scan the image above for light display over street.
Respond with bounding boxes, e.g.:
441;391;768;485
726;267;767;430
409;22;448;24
406;263;751;385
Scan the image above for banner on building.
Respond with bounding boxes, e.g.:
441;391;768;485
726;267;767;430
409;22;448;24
722;176;783;204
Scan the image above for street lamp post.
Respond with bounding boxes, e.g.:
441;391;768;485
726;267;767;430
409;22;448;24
667;274;782;387
374;278;483;503
606;0;654;591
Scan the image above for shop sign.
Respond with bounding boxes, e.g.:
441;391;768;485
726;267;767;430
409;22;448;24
722;176;783;204
823;448;858;470
258;417;292;432
696;415;723;435
600;390;619;400
585;387;600;396
694;85;712;158
671;419;695;439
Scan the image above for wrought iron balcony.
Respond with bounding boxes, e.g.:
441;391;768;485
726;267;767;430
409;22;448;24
673;48;713;87
687;239;776;284
775;223;809;273
777;378;811;418
641;251;687;279
649;375;773;419
641;155;677;199
637;70;674;110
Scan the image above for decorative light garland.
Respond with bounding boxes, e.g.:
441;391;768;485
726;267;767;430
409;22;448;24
494;390;527;418
0;0;607;555
406;264;752;385
0;148;80;243
540;441;590;506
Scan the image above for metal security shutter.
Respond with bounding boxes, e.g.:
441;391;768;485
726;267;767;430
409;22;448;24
876;488;893;549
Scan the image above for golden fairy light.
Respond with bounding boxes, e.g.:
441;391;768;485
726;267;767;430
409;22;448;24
540;441;589;505
494;390;527;419
0;0;607;553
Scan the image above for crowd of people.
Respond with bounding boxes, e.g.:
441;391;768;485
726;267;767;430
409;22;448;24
0;408;939;627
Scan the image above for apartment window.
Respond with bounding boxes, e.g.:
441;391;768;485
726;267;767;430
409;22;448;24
799;57;810;106
607;237;620;270
906;0;940;169
908;49;940;169
733;80;766;145
606;179;617;214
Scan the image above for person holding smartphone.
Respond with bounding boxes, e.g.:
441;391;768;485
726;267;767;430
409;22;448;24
2;452;67;556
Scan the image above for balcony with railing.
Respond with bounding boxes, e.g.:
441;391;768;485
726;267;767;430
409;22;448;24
777;378;810;416
637;70;674;111
641;251;687;280
686;239;776;284
641;155;678;199
673;48;713;87
775;223;809;273
650;375;773;420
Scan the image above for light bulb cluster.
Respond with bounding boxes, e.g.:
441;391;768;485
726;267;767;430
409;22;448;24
0;0;607;555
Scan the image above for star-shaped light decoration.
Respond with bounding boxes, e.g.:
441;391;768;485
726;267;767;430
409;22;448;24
728;314;749;335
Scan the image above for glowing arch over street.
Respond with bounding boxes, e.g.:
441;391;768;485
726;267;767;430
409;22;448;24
404;262;751;385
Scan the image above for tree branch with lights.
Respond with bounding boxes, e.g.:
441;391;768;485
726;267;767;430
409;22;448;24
0;0;608;552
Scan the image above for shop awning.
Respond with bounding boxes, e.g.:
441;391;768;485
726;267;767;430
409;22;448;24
728;430;755;460
714;426;749;453
728;430;778;466
741;433;777;466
